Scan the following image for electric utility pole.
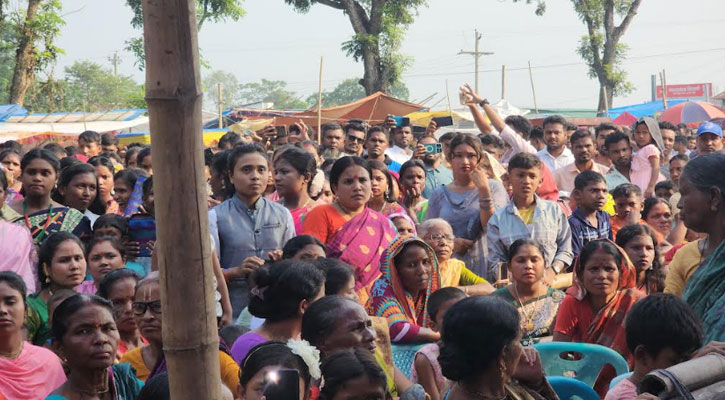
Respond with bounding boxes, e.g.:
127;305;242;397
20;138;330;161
458;30;494;94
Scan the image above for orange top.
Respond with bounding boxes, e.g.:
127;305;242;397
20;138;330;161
610;216;664;243
301;204;348;244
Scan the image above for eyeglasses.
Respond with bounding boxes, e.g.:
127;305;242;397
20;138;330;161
347;135;365;144
132;300;162;315
428;233;455;243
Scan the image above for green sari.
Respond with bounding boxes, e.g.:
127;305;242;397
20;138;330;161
683;239;725;343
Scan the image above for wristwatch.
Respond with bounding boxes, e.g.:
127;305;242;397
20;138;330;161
479;99;490;107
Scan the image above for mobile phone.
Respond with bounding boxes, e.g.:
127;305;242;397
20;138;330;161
391;116;410;127
275;126;287;137
424;143;443;155
263;369;300;400
432;116;453;127
459;91;467;105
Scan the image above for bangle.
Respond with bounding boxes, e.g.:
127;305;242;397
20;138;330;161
480;197;493;202
479;99;490;107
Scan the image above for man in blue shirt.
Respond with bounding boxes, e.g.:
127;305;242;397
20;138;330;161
363;126;401;173
418;135;453;199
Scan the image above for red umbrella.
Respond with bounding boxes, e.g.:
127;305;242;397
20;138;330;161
612;111;638;126
659;101;725;124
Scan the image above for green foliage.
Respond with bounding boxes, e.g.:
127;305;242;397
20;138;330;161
125;0;245;70
239;79;307;110
304;78;410;108
203;70;243;109
25;0;65;71
24;60;146;113
285;0;426;94
0;18;15;100
515;0;638;101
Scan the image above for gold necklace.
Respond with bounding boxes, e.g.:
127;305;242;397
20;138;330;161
0;342;23;359
513;284;542;333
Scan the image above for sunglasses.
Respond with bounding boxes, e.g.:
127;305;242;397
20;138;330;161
347;135;365;144
132;300;162;315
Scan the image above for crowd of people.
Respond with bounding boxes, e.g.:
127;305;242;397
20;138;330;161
1;83;725;400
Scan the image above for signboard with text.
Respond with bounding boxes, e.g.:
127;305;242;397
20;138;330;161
656;83;711;99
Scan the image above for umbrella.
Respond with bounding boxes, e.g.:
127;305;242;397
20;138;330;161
612;111;638;126
659;101;725;124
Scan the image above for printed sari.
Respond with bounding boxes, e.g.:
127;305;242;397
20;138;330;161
565;239;641;363
683;239;725;342
493;286;564;346
327;207;396;301
12;206;90;245
366;236;441;343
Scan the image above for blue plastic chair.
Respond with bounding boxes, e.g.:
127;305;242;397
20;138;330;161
391;343;427;378
609;372;633;389
547;376;600;400
533;342;629;387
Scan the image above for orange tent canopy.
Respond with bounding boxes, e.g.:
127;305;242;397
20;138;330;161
233;92;427;127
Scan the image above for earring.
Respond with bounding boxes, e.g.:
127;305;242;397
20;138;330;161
499;361;508;383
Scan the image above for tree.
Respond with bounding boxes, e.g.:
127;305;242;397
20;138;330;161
285;0;425;96
125;0;245;70
516;0;641;115
7;0;64;106
24;60;146;113
239;79;307;110
202;70;243;110
306;77;411;107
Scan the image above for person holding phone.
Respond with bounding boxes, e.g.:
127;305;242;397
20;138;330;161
385;121;414;165
238;341;318;400
414;136;453;200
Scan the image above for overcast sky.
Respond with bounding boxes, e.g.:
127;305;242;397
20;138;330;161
45;0;725;111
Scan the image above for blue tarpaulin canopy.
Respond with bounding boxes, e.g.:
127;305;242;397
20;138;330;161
608;99;687;119
0;105;27;122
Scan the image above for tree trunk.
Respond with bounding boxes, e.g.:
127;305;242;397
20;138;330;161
141;0;222;398
597;82;614;117
8;0;41;105
360;46;383;95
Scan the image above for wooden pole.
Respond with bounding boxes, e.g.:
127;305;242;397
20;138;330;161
217;83;223;129
603;86;610;118
317;56;323;143
660;71;668;110
445;80;453;117
140;0;221;399
501;65;506;100
528;61;539;115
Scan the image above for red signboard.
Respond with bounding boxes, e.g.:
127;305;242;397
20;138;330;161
656;83;711;99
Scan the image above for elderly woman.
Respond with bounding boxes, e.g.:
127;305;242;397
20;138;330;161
366;236;441;343
439;296;557;400
0;272;66;400
302;295;424;399
119;272;240;392
419;218;493;296
46;294;144;399
679;154;725;342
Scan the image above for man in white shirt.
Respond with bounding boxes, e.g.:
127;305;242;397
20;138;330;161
385;123;414;165
536;115;574;172
555;130;609;194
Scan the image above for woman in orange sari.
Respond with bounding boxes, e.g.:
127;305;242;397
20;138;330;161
553;239;643;395
302;156;396;304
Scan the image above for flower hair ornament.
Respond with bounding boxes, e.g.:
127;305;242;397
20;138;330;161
287;339;321;380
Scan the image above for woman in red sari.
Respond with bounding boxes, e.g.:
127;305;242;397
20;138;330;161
302;156;396;305
553;239;643;394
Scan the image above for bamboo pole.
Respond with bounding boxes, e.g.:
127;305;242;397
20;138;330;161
317;56;323;143
140;0;221;399
218;83;223;129
528;61;539;115
660;71;668;110
445;80;453;118
603;86;609;118
501;65;506;100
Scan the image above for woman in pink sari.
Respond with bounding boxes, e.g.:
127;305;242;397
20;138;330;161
0;272;66;400
303;156;396;305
